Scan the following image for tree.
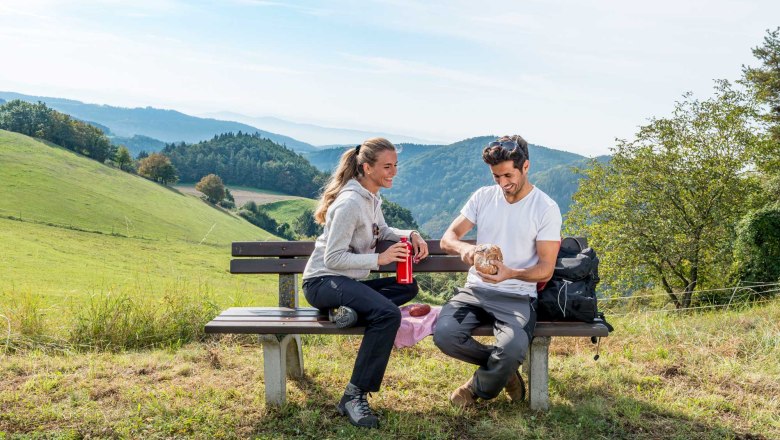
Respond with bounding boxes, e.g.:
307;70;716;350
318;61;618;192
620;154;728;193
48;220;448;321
195;174;226;204
0;99;114;163
115;146;134;172
729;28;780;289
734;205;780;287
138;153;178;185
742;27;780;151
381;196;421;231
566;82;764;308
293;208;323;238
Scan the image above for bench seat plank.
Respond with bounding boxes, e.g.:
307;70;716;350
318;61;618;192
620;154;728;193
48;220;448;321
205;307;610;338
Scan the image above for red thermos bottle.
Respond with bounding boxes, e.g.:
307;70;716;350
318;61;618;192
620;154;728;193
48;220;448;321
396;237;413;284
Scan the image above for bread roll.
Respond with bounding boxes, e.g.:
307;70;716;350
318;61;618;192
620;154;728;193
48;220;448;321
474;244;503;275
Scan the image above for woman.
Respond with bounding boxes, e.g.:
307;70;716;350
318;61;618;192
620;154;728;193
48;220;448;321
302;137;428;429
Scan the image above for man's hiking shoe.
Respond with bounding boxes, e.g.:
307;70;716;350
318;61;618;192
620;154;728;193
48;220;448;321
505;371;526;402
337;390;379;428
450;375;477;408
329;306;358;328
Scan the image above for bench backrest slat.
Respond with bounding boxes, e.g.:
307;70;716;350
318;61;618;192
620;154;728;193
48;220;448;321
231;255;470;274
232;239;474;258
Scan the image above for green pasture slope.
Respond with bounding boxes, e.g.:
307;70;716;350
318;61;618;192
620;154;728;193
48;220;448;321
0;129;280;330
259;198;317;225
0;130;269;243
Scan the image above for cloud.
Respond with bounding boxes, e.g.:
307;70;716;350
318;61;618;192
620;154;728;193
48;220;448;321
226;0;333;16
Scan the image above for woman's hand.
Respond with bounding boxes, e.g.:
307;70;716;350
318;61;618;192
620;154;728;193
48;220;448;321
378;242;411;266
410;232;428;262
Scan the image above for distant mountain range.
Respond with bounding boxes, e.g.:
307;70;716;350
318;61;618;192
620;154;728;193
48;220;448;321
303;137;607;236
1;91;608;236
0;92;317;154
202;111;445;146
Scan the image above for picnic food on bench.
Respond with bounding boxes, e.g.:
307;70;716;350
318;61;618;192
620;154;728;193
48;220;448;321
408;303;431;317
474;244;503;275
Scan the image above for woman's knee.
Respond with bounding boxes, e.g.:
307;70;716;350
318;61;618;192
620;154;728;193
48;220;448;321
371;302;402;327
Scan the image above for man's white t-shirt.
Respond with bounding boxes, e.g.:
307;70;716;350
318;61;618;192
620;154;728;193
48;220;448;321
461;185;562;296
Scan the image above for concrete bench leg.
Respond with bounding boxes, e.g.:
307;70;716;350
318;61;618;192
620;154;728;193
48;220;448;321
528;336;551;411
260;334;304;406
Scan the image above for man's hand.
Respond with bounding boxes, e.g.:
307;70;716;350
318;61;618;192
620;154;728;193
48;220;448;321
460;244;477;266
477;260;516;284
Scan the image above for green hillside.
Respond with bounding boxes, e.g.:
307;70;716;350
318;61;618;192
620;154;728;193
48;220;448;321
258;198;317;225
0;130;273;245
382;136;587;235
0;217;276;310
303;143;438;173
302;136;591;236
0;129;282;332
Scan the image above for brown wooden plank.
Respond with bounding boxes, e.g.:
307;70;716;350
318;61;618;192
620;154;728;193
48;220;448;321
204;316;610;338
233;241;314;257
232;240;475;257
231;255;469;274
216;307;324;317
204;320;609;337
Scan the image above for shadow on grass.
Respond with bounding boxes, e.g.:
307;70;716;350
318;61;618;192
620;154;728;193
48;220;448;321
246;375;769;440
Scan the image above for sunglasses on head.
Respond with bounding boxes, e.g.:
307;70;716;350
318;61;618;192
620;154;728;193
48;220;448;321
370;223;380;249
488;140;522;150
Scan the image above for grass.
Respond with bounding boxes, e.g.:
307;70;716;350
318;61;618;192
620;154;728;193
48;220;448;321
0;130;283;348
1;301;778;439
0;217;280;337
0;130;273;245
258;199;317;226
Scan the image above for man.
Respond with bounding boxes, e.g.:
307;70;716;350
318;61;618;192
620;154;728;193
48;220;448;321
433;135;562;407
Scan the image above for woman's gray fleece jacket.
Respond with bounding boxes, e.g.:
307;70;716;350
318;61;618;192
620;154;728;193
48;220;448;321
302;179;414;280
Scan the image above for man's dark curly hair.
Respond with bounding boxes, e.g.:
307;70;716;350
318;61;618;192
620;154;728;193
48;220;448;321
482;135;529;170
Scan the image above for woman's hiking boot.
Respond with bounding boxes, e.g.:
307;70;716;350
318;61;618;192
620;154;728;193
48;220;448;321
328;306;358;328
505;370;526;402
337;384;379;428
450;375;477;408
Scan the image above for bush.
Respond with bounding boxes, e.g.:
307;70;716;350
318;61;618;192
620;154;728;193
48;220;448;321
195;174;226;204
734;205;780;292
138;153;178;185
238;202;296;240
218;199;236;209
292;208;323;238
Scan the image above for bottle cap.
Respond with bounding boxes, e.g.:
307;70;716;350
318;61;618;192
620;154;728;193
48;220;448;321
400;237;408;242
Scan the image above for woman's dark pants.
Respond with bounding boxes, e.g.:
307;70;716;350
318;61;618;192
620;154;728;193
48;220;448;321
303;276;418;392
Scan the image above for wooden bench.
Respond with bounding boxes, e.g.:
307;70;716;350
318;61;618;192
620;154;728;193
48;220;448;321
205;239;610;411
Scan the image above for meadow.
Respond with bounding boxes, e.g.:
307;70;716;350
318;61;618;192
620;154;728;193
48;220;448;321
1;301;777;439
0;130;279;349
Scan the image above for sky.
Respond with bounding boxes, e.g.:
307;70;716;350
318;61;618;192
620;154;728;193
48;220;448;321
1;0;778;156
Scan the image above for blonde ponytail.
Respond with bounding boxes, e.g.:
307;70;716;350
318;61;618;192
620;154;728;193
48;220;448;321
313;138;396;224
